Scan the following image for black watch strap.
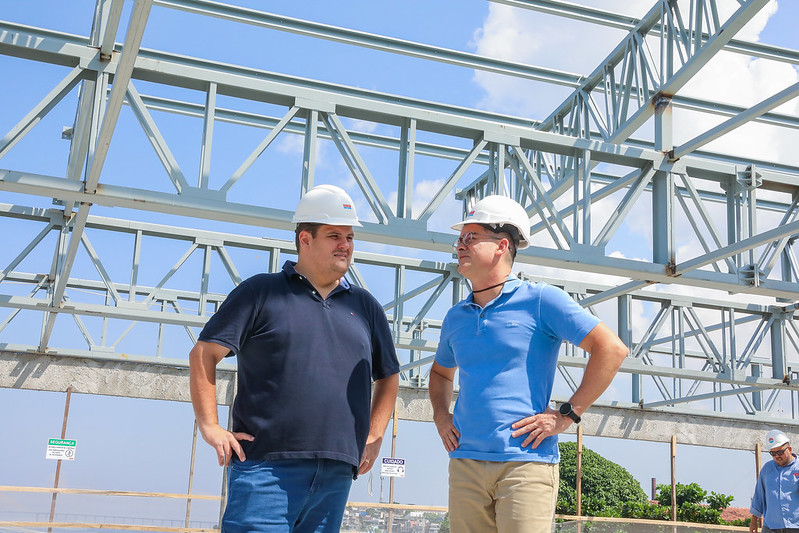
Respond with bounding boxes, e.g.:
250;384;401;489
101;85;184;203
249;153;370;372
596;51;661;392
559;402;581;424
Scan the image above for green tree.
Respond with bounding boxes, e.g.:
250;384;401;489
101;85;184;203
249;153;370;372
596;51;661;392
557;441;648;516
622;500;671;521
655;482;705;507
553;442;737;525
440;513;450;533
707;491;735;512
650;483;734;524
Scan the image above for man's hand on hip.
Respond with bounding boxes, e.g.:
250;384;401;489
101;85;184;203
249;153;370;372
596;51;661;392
433;412;461;453
199;423;254;467
511;407;573;448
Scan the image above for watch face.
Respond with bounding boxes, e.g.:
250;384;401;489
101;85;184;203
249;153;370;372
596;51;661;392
559;403;571;415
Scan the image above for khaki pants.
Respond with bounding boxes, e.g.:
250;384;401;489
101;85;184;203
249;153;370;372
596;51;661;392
449;458;558;533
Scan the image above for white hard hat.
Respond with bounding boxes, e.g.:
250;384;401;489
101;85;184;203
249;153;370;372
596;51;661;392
451;195;531;249
765;429;790;450
291;184;362;227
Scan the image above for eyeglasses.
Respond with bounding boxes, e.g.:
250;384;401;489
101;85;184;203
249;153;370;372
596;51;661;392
453;232;503;252
770;446;790;457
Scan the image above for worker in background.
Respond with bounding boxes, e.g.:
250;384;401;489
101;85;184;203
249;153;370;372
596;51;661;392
750;429;799;533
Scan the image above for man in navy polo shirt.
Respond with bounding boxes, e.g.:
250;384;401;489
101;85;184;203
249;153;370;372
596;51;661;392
189;184;400;533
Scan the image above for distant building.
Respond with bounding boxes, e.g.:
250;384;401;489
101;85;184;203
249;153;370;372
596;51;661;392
342;505;447;532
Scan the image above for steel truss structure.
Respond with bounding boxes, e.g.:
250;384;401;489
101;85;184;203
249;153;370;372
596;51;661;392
2;0;799;429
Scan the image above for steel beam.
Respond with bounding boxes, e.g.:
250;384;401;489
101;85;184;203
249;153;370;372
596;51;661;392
2;349;797;450
539;0;771;144
154;0;583;88
674;81;799;160
491;0;799;65
2;0;799;436
4;168;799;299
84;0;153;194
92;0;125;59
5;20;799;154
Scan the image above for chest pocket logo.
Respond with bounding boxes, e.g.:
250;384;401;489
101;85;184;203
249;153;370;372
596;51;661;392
506;321;520;328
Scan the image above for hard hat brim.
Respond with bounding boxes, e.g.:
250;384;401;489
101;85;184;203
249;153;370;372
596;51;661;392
451;220;530;249
292;216;363;227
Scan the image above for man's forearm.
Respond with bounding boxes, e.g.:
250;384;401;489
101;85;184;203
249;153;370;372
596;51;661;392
428;368;454;422
189;342;223;432
570;354;623;414
571;324;628;414
367;373;399;441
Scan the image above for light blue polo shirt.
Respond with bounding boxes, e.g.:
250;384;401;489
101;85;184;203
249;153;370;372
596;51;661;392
751;455;799;529
435;277;600;463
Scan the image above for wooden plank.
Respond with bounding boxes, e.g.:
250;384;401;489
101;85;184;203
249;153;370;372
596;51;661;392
0;522;217;532
0;485;220;500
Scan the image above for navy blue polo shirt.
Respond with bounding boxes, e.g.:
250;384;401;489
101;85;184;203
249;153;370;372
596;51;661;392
198;261;399;468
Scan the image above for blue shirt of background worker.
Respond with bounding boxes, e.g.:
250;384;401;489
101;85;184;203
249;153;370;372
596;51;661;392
750;430;799;533
434;276;600;463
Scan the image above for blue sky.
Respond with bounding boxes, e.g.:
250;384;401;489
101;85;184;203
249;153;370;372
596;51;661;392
2;0;799;524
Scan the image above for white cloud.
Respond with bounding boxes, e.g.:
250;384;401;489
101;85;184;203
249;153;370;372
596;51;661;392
468;0;799;297
470;0;653;116
275;132;335;170
708;0;777;41
469;0;797;170
344;118;380;134
275;133;304;156
672;1;798;165
383;175;464;234
467;1;797;289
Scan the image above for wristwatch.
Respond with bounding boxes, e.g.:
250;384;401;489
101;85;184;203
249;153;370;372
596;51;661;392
559;402;581;424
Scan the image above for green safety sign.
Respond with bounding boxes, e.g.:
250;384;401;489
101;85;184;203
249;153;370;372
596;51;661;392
46;438;77;460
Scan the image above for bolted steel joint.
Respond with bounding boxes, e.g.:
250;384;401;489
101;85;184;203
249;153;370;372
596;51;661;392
739;264;764;286
736;165;763;190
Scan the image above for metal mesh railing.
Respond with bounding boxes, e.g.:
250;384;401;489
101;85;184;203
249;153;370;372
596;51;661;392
554;516;748;533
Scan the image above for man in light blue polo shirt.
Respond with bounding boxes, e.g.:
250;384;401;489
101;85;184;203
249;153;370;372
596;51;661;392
750;429;799;533
429;195;628;533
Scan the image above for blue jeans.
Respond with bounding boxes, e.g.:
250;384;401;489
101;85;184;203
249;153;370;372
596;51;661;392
222;458;354;533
